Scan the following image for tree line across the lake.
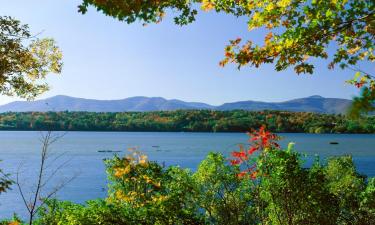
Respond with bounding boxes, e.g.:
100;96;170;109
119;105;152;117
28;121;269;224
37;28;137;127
0;110;374;133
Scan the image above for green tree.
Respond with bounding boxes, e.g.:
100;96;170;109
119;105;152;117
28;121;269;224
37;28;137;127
258;149;340;224
193;152;255;224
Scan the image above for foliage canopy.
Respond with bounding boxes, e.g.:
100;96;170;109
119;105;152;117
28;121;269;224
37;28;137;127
0;16;62;99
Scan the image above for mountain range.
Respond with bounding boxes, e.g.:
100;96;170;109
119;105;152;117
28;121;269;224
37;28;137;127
0;95;352;114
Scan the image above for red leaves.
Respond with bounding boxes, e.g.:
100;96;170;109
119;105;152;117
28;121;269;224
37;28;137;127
237;171;247;178
230;159;241;166
248;146;257;155
248;125;280;150
230;125;280;180
230;37;242;45
231;151;248;159
355;81;366;88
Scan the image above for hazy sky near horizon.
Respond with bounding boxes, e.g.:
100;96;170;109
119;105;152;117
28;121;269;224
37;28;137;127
0;0;372;105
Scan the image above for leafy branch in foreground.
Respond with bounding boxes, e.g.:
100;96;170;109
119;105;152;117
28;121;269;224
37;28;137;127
0;16;63;99
78;0;375;116
0;161;13;195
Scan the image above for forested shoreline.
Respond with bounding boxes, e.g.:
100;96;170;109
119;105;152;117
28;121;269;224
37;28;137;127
0;110;373;133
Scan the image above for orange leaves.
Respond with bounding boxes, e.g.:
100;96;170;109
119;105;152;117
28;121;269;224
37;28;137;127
201;0;215;12
266;23;274;29
8;222;20;225
282;20;290;27
220;38;243;67
264;32;273;44
236;165;257;179
237;171;247;178
231;37;242;45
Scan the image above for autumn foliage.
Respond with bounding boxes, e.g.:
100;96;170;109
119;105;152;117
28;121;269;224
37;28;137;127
230;125;280;179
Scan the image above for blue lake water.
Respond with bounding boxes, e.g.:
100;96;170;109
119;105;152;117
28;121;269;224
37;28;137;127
0;131;374;218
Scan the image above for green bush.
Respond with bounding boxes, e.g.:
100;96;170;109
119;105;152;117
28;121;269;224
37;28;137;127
193;152;255;224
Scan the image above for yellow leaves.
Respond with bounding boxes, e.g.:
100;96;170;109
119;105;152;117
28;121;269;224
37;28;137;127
114;165;131;178
284;39;294;48
151;194;168;202
126;147;148;166
201;0;215;12
358;51;368;60
154;181;161;188
115;190;137;203
246;1;255;10
249;11;266;30
277;0;292;8
347;46;361;55
265;3;275;12
252;12;260;21
108;149;167;208
142;175;153;184
275;44;283;52
139;154;148;165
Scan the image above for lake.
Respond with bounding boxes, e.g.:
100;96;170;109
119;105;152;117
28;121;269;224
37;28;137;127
0;131;374;218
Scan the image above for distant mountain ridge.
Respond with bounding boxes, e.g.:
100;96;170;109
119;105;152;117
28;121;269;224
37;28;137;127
0;95;352;114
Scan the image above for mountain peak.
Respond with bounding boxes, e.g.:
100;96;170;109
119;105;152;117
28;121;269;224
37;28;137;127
307;95;324;99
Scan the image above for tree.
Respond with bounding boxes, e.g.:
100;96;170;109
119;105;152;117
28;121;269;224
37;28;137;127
15;131;76;225
0;16;62;99
78;0;375;116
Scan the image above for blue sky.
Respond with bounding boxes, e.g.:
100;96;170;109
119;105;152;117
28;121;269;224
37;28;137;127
0;0;370;105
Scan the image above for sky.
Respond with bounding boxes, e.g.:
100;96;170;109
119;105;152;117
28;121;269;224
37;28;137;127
0;0;371;105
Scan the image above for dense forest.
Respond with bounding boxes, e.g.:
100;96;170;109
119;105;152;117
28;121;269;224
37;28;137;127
0;110;374;133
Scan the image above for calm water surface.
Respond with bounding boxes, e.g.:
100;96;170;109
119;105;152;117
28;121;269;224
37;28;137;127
0;131;374;218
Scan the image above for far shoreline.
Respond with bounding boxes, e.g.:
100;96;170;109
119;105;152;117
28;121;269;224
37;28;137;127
0;129;374;135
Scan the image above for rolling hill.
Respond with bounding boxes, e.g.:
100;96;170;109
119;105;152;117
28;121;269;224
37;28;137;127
0;95;352;114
